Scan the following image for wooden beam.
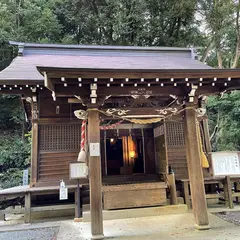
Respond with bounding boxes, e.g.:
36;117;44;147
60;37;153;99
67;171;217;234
30;101;39;187
88;109;104;239
44;71;55;92
0;89;33;95
24;192;31;223
183;106;210;229
55;84;185;97
68;98;82;103
39;67;240;80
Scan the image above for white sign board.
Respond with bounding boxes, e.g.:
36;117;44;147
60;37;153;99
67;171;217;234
89;143;100;156
22;169;29;186
212;151;240;177
69;162;88;179
59;180;68;200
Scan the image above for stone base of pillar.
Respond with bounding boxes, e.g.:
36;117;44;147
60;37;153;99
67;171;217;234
91;234;104;240
194;224;210;230
73;218;82;222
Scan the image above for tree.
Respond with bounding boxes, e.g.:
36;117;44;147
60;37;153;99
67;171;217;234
198;0;240;68
55;0;203;46
207;91;240;151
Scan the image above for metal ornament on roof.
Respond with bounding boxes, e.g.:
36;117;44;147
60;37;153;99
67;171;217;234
155;108;178;115
74;110;88;120
196;108;207;117
106;108;130;116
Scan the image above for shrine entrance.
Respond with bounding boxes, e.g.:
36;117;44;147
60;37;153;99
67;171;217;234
106;133;144;176
1;42;240;239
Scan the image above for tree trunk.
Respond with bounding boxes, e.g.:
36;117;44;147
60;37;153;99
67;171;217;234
217;50;223;69
200;41;213;63
231;0;240;68
231;41;240;68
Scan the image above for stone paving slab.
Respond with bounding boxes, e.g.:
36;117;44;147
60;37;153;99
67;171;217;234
0;227;59;240
57;213;240;240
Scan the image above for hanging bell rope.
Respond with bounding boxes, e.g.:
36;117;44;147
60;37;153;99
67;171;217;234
196;121;209;168
100;120;123;130
74;110;88;163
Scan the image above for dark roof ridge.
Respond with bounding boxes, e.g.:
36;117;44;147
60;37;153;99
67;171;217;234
9;41;193;52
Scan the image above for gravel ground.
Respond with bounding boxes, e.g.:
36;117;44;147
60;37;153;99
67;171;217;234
0;227;59;240
215;211;240;226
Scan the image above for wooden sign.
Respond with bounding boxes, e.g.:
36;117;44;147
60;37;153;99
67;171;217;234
89;143;100;156
69;162;88;179
59;180;68;200
212;151;240;177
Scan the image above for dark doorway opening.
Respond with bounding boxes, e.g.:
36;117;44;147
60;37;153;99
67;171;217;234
106;137;144;175
106;139;123;175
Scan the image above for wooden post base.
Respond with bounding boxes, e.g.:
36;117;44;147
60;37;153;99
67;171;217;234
91;234;104;240
167;173;177;205
194;224;210;230
74;218;82;222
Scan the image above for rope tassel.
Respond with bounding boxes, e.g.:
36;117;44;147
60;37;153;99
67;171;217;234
197;121;209;168
77;119;87;162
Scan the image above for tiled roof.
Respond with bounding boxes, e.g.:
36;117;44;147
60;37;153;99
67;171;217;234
0;42;212;82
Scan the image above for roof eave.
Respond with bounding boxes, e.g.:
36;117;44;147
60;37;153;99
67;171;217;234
9;41;193;52
37;66;240;79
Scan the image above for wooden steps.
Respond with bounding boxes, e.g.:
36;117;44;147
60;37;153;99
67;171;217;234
38;151;78;180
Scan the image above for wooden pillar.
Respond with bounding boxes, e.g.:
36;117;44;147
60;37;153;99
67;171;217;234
223;176;233;209
0;210;5;221
183;181;191;209
24;192;31;223
183;106;210;230
167;173;177;205
30;101;38;186
74;183;82;221
88;109;104;239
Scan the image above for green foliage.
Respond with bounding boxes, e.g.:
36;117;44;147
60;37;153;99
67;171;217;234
0;169;26;189
0;95;24;129
207;91;240;151
0;135;30;170
0;93;30;188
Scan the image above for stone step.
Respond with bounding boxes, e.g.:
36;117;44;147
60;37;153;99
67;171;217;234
83;204;188;222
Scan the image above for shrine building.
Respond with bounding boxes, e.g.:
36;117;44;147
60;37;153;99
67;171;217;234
0;41;240;239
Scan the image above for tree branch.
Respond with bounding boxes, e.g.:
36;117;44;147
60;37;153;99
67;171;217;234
231;0;240;68
200;40;213;63
210;111;220;142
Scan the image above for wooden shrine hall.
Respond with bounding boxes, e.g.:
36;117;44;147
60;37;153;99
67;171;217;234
0;41;240;239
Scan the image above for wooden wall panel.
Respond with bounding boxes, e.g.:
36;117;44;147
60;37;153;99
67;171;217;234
38;123;82;182
39;124;81;151
39;96;84;119
167;146;188;179
165;120;211;180
165;121;188;179
38;151;78;181
144;128;155;174
154;135;167;174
